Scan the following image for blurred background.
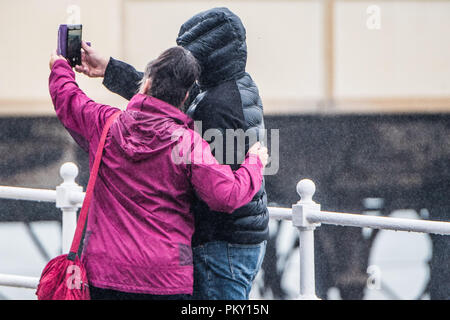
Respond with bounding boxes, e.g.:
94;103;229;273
0;0;449;299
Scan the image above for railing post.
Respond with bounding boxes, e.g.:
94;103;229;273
292;179;321;300
56;162;83;254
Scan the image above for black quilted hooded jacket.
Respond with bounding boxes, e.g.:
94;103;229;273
103;7;269;246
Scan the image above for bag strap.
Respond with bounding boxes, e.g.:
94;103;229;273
67;111;121;261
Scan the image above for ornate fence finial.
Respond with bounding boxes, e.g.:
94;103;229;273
296;179;316;204
59;162;79;186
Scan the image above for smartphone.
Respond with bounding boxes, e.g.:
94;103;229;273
57;24;82;67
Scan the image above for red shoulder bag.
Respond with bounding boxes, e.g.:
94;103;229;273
36;111;121;300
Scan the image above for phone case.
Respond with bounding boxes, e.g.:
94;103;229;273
57;25;69;57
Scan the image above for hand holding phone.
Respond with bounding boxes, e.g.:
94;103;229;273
74;41;109;78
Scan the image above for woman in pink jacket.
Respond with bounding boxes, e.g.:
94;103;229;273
48;46;267;300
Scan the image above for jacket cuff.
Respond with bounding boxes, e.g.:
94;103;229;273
52;59;71;72
102;57;119;91
102;57;142;100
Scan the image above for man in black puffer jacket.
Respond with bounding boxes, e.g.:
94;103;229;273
75;7;268;300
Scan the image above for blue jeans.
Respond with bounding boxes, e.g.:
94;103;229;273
192;241;266;300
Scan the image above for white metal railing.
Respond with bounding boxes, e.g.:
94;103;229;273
0;162;84;290
0;163;450;299
277;179;450;299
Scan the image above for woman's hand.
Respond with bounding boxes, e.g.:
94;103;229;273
49;50;66;70
74;41;109;78
247;142;269;167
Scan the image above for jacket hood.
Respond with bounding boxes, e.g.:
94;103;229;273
176;7;247;87
111;94;193;162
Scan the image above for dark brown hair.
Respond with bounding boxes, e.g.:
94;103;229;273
141;46;201;108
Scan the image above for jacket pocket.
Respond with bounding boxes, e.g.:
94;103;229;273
227;241;266;281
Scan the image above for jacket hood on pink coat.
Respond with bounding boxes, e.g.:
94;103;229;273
114;94;194;162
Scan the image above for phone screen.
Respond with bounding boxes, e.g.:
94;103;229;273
67;27;82;67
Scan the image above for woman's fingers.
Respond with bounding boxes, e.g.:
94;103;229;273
247;142;269;167
258;147;269;167
248;142;261;155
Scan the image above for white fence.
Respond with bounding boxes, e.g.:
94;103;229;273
0;162;450;299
